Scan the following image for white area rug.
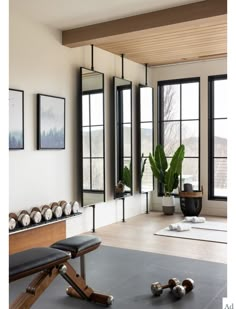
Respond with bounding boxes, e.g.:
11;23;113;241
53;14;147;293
154;221;227;243
183;220;227;231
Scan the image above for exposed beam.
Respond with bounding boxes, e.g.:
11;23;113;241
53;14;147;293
62;0;227;48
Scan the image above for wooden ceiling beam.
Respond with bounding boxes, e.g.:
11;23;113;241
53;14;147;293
62;0;227;48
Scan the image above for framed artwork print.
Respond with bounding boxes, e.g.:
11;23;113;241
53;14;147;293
9;88;24;150
37;94;65;150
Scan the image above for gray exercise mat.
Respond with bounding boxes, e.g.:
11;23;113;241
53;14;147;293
9;245;227;309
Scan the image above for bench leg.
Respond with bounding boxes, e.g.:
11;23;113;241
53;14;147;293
62;262;113;306
10;266;61;309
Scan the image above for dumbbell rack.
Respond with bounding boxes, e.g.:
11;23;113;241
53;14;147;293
9;207;82;255
9;211;82;235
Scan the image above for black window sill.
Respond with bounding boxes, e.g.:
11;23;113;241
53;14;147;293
208;196;227;202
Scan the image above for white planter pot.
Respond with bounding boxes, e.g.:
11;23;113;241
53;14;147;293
162;196;175;215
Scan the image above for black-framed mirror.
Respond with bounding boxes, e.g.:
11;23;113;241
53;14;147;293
79;67;105;206
138;84;154;193
113;77;132;198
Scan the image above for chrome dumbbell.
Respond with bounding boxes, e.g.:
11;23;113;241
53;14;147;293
50;202;63;219
70;201;80;214
30;207;42;224
151;278;180;296
59;200;72;216
18;210;31;227
172;278;194;299
41;205;53;221
9;213;18;230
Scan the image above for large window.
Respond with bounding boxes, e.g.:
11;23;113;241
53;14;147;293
82;90;104;192
158;78;200;195
208;75;227;200
116;85;132;191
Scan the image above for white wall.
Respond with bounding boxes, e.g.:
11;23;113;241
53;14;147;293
9;9;148;236
150;59;227;217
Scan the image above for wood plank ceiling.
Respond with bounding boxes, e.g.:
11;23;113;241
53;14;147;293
62;0;227;67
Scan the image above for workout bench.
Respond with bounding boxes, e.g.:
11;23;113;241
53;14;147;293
9;235;114;308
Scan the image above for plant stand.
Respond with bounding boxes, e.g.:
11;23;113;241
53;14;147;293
179;185;203;216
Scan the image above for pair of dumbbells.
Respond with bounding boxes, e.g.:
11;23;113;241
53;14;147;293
151;277;194;299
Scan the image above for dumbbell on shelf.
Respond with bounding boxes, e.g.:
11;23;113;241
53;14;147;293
151;278;181;296
50;202;63;219
172;278;194;299
9;213;18;230
41;205;53;221
70;201;80;214
58;200;72;216
30;207;42;224
18;210;31;227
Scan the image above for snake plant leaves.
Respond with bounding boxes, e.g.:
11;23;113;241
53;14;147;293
123;164;132;189
149;144;185;196
164;145;185;194
148;153;161;181
141;156;147;178
154;144;168;174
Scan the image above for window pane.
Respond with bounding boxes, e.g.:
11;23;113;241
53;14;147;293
123;89;131;123
214;159;227;196
181;120;199;157
83;127;90;157
123;124;131;157
182;158;199;190
141;159;153;192
140;87;152;122
163;84;180;120
182;82;199;119
214;119;227;157
91;126;103;157
163;121;180;156
214;79;227;118
82;95;89;126
141;122;153;157
90;93;103;125
92;159;104;190
83;159;90;190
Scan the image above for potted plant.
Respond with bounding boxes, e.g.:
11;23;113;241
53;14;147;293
149;144;185;215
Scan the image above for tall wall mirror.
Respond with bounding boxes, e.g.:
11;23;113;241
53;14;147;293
138;84;154;193
80;67;105;206
113;77;133;198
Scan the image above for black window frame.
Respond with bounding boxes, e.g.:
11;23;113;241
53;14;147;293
116;84;132;192
137;84;154;193
208;74;227;201
157;77;201;196
82;89;105;193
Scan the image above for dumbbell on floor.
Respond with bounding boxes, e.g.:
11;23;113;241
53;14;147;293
172;278;194;299
151;278;180;296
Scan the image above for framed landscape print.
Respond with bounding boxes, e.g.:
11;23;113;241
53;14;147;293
9;89;24;150
37;94;65;150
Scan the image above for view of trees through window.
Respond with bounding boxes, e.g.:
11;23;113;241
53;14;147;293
82;92;104;191
209;75;227;199
140;86;153;192
158;78;200;193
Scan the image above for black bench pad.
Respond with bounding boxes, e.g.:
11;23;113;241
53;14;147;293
51;235;101;258
9;247;70;282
